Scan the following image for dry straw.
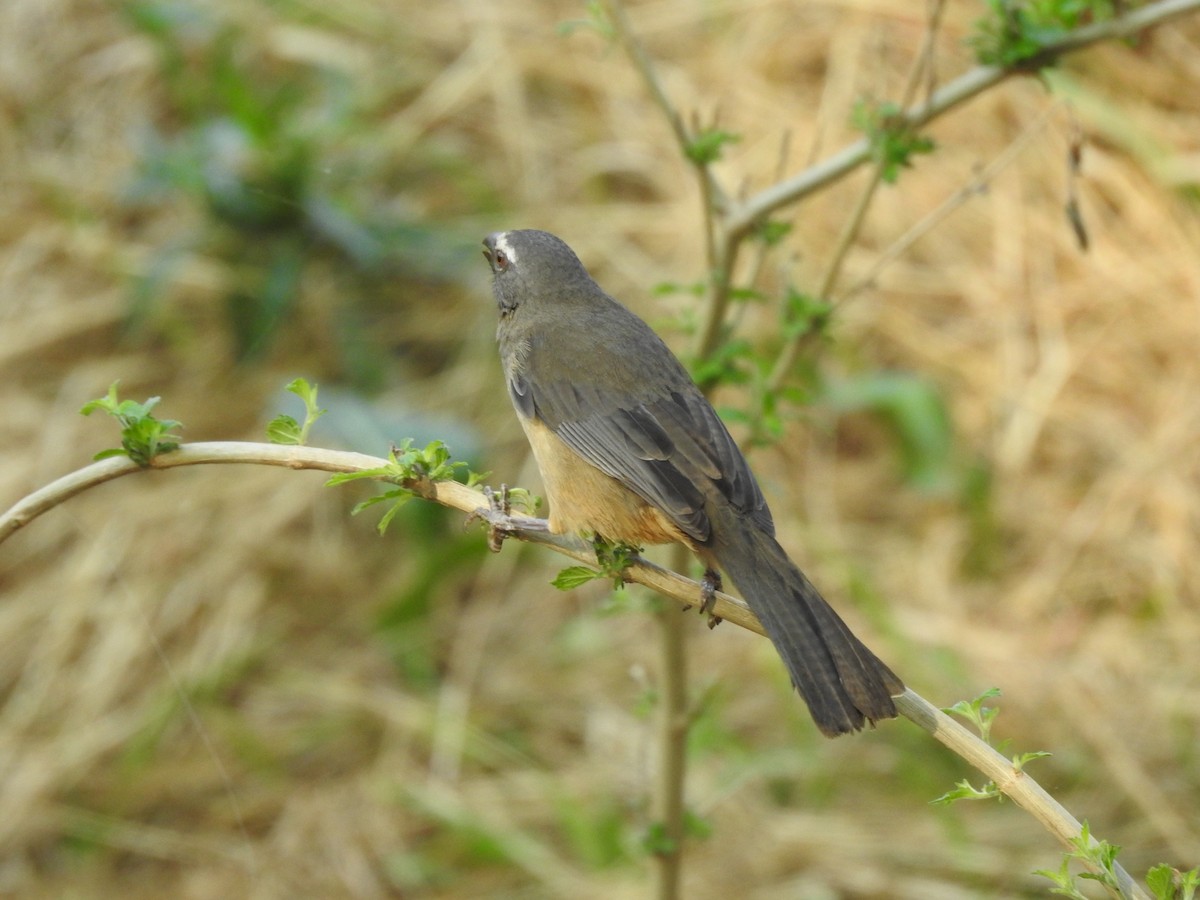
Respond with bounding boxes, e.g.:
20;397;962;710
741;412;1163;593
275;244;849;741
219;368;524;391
2;0;1199;897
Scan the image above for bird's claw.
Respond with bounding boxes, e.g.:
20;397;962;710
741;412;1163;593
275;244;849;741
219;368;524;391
467;484;547;552
467;484;515;553
700;568;723;629
486;484;511;517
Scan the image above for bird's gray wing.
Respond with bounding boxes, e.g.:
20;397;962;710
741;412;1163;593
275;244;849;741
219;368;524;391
509;368;773;545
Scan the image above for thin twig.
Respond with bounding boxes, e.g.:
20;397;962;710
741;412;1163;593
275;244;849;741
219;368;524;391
598;5;743;888
838;103;1058;303
650;543;692;900
900;0;949;112
599;0;727;264
725;0;1200;241
695;236;740;364
598;0;689;162
767;0;946;392
895;692;1147;900
0;442;1153;897
765;169;882;391
600;0;735;365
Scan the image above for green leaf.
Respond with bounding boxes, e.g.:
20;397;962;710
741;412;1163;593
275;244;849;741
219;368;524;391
79;381;121;418
640;822;676;857
969;0;1117;68
327;439;473;487
552;566;602;591
781;287;832;341
557;0;613;38
375;496;409;535
1033;821;1122;895
684;128;741;165
1034;857;1089;899
1012;750;1052;771
1145;864;1200;900
348;488;412;535
930;778;1001;805
502;486;540;514
326;438;487;534
852;99;936;183
1077;833;1120;877
591;537;640;589
654;280;706;298
80;381;183;466
682;810;712;841
266;414;302;445
942;687;1002;743
754;219;793;246
823;370;954;491
729;286;766;303
1146;865;1178;900
350;491;405;515
1182;867;1200;900
687;339;753;389
268;378;326;445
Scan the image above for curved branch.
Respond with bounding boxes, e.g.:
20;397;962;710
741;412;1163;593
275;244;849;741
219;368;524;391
0;441;1150;897
725;0;1200;240
2;443;386;541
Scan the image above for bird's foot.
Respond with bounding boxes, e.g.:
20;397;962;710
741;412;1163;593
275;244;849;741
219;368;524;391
467;484;547;552
700;568;723;629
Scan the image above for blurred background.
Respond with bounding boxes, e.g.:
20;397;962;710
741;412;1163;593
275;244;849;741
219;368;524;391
1;0;1198;897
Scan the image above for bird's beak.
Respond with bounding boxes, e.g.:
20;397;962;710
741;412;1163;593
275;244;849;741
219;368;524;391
482;234;499;272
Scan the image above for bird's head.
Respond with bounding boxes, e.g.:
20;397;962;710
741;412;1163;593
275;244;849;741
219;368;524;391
483;229;596;317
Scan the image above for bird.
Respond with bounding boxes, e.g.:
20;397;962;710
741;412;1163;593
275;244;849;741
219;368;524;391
482;228;903;736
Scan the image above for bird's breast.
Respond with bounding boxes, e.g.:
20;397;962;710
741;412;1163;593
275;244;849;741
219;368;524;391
520;416;694;548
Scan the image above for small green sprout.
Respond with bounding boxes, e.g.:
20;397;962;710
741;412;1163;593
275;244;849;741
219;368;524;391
852;99;935;183
80;381;183;466
266;378;326;445
943;686;1003;744
930;778;1002;806
685;127;741;165
1035;822;1125;898
552;537;641;592
327;439;483;535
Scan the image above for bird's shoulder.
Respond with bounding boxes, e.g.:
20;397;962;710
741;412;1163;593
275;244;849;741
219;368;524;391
525;295;690;399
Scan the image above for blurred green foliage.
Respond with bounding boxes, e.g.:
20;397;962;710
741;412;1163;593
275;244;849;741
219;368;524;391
852;99;936;184
971;0;1120;68
120;0;479;386
373;501;486;690
554;792;635;869
684;127;742;166
823;371;954;491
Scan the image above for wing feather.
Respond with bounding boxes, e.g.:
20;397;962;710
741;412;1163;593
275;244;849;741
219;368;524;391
515;371;772;545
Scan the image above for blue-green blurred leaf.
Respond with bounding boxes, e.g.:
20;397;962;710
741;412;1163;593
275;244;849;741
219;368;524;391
824;372;954;490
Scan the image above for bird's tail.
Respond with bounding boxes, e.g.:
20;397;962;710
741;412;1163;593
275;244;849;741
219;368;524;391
712;523;903;737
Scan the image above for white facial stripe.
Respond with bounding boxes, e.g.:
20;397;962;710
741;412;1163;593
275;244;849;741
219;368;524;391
494;232;518;266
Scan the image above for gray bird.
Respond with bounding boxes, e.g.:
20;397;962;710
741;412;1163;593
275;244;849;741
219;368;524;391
483;228;902;736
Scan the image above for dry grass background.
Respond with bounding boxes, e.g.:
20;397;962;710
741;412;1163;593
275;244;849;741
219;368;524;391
1;0;1198;897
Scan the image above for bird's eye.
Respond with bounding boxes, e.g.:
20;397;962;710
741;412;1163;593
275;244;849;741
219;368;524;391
494;250;508;271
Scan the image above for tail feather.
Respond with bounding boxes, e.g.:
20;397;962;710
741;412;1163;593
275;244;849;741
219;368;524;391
713;523;903;737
